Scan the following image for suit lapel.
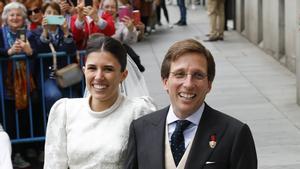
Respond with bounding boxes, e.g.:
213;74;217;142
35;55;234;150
185;104;228;169
144;106;169;169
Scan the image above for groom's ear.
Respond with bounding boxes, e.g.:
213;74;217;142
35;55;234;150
162;77;169;92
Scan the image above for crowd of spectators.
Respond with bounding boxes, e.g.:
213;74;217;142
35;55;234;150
0;0;227;168
0;0;170;168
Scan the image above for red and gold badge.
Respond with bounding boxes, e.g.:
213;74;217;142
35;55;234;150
209;134;217;149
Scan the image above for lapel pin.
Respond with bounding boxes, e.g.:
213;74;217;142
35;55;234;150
209;134;217;149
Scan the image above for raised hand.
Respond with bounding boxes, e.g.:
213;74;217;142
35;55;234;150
41;16;49;38
77;2;86;21
59;1;72;15
85;6;99;22
61;19;70;36
8;40;22;55
17;39;33;56
122;16;134;32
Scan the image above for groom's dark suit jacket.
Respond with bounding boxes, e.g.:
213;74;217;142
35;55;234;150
124;103;257;169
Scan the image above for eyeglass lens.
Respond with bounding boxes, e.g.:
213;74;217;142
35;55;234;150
170;71;207;80
28;8;40;15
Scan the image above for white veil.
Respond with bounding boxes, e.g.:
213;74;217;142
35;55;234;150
83;56;149;98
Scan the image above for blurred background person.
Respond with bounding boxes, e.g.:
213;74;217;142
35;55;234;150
175;0;187;26
0;2;37;168
156;0;171;27
25;0;43;30
102;0;139;44
118;0;145;41
101;0;146;72
70;0;115;49
0;0;5;25
131;0;153;34
205;0;225;41
31;1;77;115
34;1;75;54
57;0;77;29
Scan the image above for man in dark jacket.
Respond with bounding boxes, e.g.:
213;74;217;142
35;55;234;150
124;39;257;169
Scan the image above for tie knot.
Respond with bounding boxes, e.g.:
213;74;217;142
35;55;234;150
175;120;191;132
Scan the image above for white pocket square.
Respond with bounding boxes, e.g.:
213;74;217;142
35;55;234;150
205;161;215;164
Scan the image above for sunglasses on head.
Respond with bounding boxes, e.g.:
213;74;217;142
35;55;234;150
27;8;41;15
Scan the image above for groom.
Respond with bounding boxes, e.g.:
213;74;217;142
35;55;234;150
124;39;257;169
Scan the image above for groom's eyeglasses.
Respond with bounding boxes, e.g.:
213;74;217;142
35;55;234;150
170;71;207;81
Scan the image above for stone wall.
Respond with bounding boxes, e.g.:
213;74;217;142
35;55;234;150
235;0;297;73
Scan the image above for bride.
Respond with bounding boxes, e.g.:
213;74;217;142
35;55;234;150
84;51;150;98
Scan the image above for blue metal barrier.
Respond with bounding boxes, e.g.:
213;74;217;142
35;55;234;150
0;51;86;144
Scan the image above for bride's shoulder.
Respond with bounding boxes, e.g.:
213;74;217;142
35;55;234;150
123;96;157;117
125;96;155;105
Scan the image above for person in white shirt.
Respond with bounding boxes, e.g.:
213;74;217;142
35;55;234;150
44;34;156;169
0;123;13;169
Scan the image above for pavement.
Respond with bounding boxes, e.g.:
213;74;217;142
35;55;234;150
131;4;300;169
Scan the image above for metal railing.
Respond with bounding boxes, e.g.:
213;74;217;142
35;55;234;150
0;51;86;144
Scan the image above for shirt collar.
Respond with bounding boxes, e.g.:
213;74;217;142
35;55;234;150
166;103;205;126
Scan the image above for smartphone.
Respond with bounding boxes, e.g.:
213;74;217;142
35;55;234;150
118;6;132;22
132;10;141;25
17;28;26;42
46;15;66;25
84;0;93;6
66;0;77;6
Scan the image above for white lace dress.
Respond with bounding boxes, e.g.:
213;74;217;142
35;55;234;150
0;124;13;169
44;94;156;169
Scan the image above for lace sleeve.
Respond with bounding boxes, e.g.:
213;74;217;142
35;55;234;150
44;98;69;169
0;130;13;169
132;96;157;120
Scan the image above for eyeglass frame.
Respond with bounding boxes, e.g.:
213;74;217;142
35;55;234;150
169;71;208;81
27;8;41;16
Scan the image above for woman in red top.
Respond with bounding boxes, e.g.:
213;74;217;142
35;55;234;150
25;0;43;31
70;0;115;50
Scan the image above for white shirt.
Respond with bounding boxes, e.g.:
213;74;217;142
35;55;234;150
167;103;204;148
44;94;156;169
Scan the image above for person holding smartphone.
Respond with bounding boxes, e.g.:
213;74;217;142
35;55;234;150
30;1;80;118
102;0;140;44
0;2;38;168
101;0;146;73
59;0;77;16
32;2;76;80
0;2;35;57
70;0;115;49
34;1;76;53
58;0;78;30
